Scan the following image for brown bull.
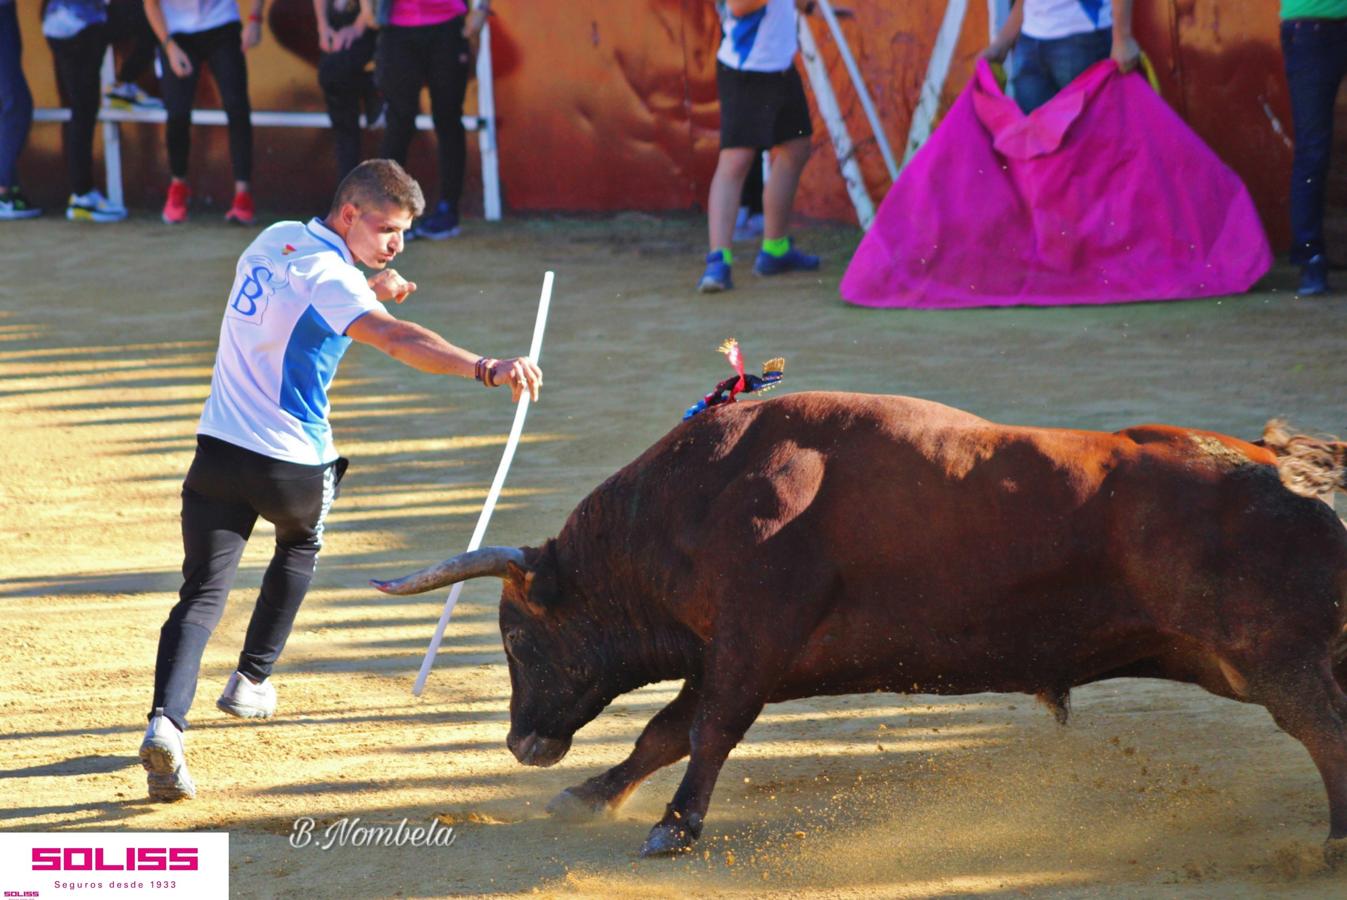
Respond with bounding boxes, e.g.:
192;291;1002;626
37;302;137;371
373;392;1347;857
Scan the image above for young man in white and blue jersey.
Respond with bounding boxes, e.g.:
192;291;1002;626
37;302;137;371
139;158;543;802
699;0;822;293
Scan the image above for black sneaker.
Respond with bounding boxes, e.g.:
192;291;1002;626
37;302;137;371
414;200;460;240
0;187;41;220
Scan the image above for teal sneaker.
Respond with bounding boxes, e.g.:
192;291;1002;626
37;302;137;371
0;188;41;220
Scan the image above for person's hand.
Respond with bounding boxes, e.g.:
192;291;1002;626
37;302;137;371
463;6;488;39
317;21;337;53
369;269;417;303
242;17;263;51
333;22;365;52
980;38;1013;64
164;40;193;77
1112;34;1140;73
488;356;543;402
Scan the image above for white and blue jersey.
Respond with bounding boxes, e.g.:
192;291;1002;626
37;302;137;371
197;217;381;466
716;0;798;73
1022;0;1113;40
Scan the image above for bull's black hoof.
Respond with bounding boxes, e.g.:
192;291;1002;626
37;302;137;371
638;822;694;857
546;788;607;823
1325;837;1347;869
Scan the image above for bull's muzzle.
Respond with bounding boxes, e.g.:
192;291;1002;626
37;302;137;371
507;731;572;767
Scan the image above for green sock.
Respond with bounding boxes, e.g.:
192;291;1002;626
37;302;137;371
762;236;791;258
716;247;733;265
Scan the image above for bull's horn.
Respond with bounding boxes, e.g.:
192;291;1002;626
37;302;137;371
370;546;527;595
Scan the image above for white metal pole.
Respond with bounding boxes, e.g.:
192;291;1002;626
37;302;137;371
796;12;875;229
476;13;501;221
903;0;969;168
814;0;898;183
412;271;554;696
99;48;124;208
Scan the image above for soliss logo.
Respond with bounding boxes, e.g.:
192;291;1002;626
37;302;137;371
30;847;198;871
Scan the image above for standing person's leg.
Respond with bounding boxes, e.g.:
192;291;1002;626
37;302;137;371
754;66;818;277
417;17;471;238
51;25;125;221
734;151;765;241
106;0;161;107
1040;26;1111;95
1283;18;1347;294
701;148;757;292
375;25;426;166
219;458;345;718
0;2;39;217
319;32;377;181
202;22;256;223
158;31;205;222
1010;34;1054;114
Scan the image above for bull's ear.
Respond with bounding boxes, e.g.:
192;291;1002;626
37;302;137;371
504;541;562;617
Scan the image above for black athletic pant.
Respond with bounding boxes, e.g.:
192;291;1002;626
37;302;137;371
318;29;378;181
158;21;252;181
108;0;156;84
375;18;470;206
47;24;108;196
151;437;347;731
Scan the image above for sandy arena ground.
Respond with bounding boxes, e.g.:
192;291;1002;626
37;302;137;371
2;214;1347;898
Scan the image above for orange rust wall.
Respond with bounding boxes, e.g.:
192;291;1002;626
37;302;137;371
16;1;1345;249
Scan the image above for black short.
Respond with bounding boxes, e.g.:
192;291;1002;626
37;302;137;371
716;61;813;150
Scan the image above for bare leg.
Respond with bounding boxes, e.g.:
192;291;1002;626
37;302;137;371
762;136;811;241
707;147;757;253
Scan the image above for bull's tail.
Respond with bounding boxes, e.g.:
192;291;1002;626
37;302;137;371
1261;419;1347;502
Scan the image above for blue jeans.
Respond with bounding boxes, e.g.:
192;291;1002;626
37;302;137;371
1012;28;1112;114
0;2;34;188
1282;18;1347;264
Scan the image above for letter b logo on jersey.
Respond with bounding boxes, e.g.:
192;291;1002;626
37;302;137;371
228;256;281;325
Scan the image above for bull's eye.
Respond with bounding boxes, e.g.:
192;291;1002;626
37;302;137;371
503;628;524;655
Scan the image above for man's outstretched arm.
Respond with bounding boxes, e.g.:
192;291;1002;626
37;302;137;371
346;309;543;402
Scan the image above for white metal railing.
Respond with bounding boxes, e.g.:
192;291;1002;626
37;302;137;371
33;19;501;219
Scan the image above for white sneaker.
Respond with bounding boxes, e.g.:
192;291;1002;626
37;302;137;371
216;671;277;719
733;207;764;242
140;709;196;801
66;190;128;223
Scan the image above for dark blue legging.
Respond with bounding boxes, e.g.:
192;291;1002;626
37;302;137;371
0;3;33;189
1282;17;1347;264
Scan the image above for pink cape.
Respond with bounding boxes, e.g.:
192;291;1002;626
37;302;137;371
840;60;1272;309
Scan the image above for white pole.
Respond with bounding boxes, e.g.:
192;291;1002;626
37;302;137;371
475;11;502;221
903;0;968;168
796;14;875;229
814;0;898;183
412;271;554;696
99;48;124;208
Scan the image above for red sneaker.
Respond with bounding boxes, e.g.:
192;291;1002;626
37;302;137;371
225;190;255;226
162;181;190;224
